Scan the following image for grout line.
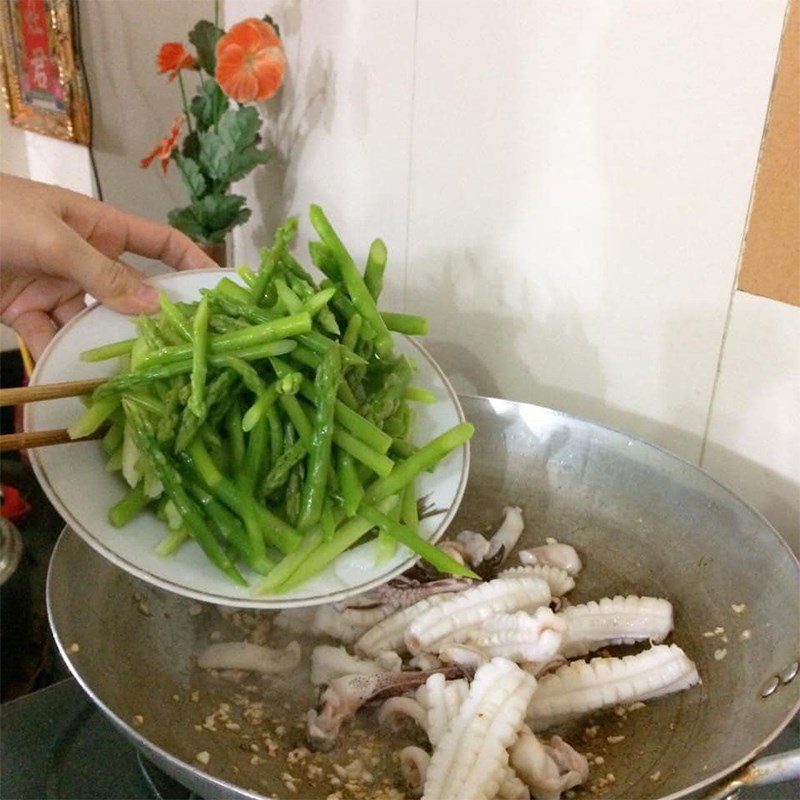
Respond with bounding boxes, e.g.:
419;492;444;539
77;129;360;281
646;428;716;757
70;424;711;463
402;0;420;314
698;0;791;466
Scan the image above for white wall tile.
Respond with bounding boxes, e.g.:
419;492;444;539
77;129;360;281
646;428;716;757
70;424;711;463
227;0;416;309
406;0;785;460
702;292;800;551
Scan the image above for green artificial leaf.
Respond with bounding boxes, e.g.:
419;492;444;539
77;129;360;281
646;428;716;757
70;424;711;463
217;106;261;152
190;81;228;131
197;130;229;184
216;106;270;181
227;145;270;183
168;194;251;245
203;193;251;234
173;153;206;200
188;20;224;75
168;204;207;242
181;130;200;160
262;13;280;38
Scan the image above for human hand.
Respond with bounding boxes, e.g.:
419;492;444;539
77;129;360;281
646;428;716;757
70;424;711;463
0;173;217;359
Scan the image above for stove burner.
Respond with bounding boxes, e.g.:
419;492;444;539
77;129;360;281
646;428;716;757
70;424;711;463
137;753;200;800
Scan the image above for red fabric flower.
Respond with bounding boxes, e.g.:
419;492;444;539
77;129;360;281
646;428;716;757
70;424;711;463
140;116;184;175
157;42;197;82
215;18;286;103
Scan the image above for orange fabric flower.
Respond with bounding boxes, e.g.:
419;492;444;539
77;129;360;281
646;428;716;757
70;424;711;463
140;116;184;175
157;42;197;82
215;18;286;103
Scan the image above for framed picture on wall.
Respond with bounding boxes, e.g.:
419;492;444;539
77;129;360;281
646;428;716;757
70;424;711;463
0;0;89;143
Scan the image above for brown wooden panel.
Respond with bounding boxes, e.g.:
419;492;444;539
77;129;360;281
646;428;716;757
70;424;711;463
737;0;800;307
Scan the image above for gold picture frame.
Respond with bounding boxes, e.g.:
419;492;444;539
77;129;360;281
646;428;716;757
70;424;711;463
0;0;89;144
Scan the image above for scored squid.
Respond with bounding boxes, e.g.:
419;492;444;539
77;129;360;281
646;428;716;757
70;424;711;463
450;608;565;664
405;576;552;655
498;565;576;598
355;594;450;658
422;658;537;800
527;643;700;731
377;576;476;608
558;595;673;658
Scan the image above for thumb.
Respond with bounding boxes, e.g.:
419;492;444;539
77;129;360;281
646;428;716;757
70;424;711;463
48;222;159;314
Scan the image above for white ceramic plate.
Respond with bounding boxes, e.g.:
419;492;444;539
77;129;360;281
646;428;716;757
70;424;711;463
26;270;469;607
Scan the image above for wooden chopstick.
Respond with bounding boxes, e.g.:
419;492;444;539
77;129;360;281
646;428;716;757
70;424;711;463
0;378;105;407
0;427;107;453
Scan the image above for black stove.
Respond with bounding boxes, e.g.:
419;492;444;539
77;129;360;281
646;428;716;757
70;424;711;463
0;678;198;800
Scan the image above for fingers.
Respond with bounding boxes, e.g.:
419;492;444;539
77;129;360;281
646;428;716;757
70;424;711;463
119;211;218;271
12;310;57;361
51;293;87;326
61;189;217;271
40;221;159;315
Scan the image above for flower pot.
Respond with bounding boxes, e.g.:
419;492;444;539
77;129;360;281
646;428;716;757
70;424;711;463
200;241;228;269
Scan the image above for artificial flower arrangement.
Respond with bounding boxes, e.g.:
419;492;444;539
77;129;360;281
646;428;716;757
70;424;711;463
141;14;286;252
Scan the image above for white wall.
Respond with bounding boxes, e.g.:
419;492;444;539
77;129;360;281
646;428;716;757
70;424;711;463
229;0;797;546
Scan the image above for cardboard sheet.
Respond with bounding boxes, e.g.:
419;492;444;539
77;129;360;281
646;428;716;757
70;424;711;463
737;0;799;307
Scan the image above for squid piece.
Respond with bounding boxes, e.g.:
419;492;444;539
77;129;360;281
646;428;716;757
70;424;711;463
509;727;588;800
355;595;449;658
273;607;315;633
307;666;461;750
518;543;582;576
406;576;551;655
558;595;673;658
310;645;401;687
527;644;700;731
499;565;575;598
410;653;443;671
379;696;429;733
416;673;470;745
377;576;475;608
312;603;392;644
438;541;467;566
400;746;431;797
498;771;532;800
438;643;489;671
454;530;491;566
458;609;565;664
422;658;537;800
486;506;525;561
197;640;301;674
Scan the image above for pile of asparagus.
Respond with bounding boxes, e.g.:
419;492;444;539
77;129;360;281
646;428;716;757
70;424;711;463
69;206;476;592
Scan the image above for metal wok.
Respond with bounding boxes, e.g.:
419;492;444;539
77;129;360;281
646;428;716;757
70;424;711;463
47;395;800;799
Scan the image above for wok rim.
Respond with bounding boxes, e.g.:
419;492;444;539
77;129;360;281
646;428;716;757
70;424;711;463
46;394;800;799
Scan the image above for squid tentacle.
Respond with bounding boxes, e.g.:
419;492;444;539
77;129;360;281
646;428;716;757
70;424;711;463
509;726;588;800
400;746;431;797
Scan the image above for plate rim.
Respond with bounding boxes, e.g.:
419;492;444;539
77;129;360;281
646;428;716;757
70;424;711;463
25;269;470;607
